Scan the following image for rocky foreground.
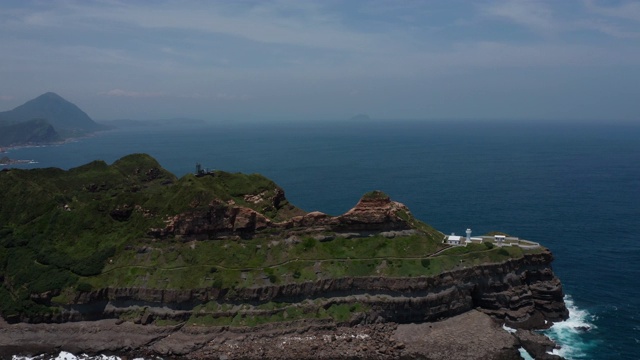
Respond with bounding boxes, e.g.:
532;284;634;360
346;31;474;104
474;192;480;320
0;310;562;360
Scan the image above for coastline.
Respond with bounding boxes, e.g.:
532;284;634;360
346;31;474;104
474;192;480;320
0;158;37;166
0;130;113;166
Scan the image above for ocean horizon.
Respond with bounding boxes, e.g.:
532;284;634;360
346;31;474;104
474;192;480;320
4;119;639;359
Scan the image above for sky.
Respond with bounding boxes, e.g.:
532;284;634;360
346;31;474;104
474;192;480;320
0;0;639;122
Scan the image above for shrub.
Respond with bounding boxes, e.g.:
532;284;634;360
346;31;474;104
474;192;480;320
497;248;510;256
69;246;116;276
484;242;495;250
362;190;389;200
212;278;223;289
421;258;431;268
0;286;22;316
301;237;316;250
76;282;93;292
28;268;76;294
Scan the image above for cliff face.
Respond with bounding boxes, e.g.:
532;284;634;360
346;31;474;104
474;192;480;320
27;250;566;331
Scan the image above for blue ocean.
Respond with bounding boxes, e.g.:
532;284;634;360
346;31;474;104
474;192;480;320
4;120;639;359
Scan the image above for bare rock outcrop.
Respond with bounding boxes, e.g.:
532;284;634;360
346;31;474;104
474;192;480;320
151;191;413;240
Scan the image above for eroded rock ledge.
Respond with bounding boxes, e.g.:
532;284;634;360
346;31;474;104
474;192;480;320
35;251;564;328
150;191;413;240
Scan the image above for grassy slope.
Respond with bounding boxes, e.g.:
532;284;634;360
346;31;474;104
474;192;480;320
0;154;543;321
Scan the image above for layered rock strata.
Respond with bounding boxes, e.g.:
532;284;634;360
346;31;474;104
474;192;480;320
15;250;567;334
151;191;412;240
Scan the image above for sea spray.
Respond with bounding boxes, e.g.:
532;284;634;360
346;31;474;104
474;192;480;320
517;348;535;360
544;295;597;359
12;352;133;360
502;324;537;359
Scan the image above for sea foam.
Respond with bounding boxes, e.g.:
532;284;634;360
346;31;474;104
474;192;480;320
12;352;125;360
544;295;596;359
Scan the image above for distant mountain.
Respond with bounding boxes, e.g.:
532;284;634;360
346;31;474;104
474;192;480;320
0;92;108;147
0;118;61;147
0;92;107;138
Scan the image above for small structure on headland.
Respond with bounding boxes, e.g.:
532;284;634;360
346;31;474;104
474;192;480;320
446;233;462;245
195;163;215;177
445;228;539;249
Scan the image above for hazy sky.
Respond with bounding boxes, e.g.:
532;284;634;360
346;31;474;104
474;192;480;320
1;0;639;122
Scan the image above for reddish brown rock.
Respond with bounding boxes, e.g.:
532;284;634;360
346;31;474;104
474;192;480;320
151;191;413;240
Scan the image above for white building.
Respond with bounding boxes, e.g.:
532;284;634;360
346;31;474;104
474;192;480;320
446;233;463;245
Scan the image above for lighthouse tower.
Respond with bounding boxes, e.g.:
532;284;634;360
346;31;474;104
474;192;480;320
466;228;472;243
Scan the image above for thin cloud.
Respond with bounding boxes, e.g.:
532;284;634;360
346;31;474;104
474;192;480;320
100;89;249;101
100;89;164;98
0;95;15;101
481;0;556;33
584;0;640;23
481;0;640;39
59;1;380;53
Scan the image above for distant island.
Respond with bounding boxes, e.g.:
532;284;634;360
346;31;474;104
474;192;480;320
0;92;109;148
0;154;568;359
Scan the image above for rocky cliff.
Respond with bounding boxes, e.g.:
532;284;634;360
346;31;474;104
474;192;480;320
2;250;567;359
32;250;564;329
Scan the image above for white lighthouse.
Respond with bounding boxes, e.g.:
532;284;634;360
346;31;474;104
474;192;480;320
466;228;472;243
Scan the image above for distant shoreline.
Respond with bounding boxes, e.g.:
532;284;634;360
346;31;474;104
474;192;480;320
0;134;92;166
0;158;37;166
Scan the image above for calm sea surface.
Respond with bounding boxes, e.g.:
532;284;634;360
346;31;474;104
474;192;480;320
5;120;640;359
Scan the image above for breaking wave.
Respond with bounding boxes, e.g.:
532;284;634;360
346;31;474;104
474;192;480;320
12;352;134;360
544;295;597;359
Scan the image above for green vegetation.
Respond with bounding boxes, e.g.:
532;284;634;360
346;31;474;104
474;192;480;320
0;154;541;321
0;119;61;147
361;190;389;200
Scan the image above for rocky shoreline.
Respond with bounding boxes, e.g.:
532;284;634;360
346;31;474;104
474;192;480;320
0;310;562;359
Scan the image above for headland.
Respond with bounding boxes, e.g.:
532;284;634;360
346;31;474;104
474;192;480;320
0;154;568;359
